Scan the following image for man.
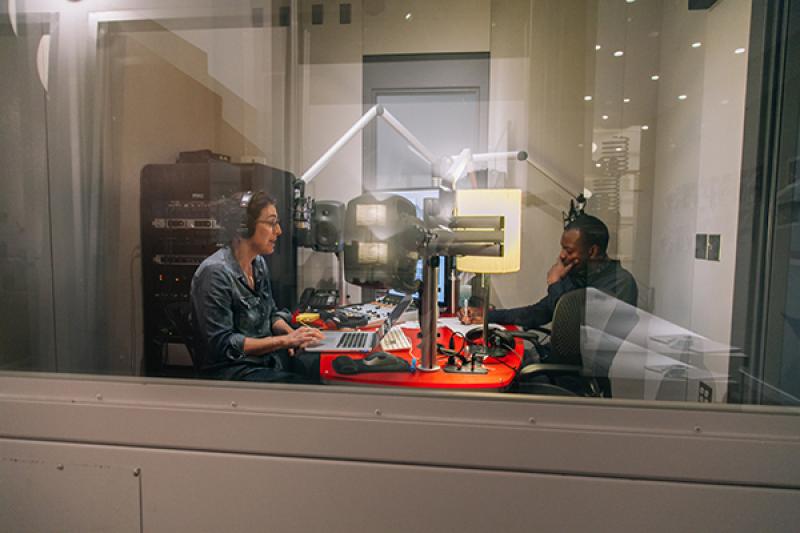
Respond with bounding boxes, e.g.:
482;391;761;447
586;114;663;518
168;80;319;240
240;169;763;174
460;213;637;330
190;191;324;382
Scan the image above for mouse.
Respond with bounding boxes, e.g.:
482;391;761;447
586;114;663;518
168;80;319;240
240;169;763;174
363;352;392;366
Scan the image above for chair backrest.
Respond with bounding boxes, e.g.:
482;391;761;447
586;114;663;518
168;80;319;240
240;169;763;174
163;301;200;373
549;288;587;366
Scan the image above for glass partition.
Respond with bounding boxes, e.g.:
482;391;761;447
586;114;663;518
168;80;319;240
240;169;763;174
0;0;797;409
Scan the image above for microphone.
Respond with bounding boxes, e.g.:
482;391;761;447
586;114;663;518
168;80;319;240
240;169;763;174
292;180;314;247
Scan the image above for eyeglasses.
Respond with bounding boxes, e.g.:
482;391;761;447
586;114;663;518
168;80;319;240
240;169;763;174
256;218;281;230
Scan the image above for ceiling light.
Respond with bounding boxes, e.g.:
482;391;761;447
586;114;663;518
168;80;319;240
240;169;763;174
602;115;609;120
595;44;602;51
626;0;636;3
650;74;660;81
613;50;624;57
584;95;593;101
404;12;412;20
641;125;649;130
678;94;688;100
595;163;602;168
734;47;746;54
623;97;631;103
691;41;702;48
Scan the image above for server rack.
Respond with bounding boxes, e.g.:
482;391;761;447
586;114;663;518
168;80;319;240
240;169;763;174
140;158;297;376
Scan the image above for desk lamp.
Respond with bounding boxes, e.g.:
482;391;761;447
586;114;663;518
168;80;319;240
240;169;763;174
454;189;522;359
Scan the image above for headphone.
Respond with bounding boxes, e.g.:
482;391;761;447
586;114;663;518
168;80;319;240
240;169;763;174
464;326;517;354
234;190;258;238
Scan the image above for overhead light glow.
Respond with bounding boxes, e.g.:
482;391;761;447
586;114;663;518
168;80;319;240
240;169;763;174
613;50;624;57
623;97;631;103
651;74;660;81
678;94;688;100
734;47;746;54
595;44;602;51
404;12;412;20
641;125;649;130
584;95;593;101
691;41;702;48
626;0;636;3
601;115;609;120
595;163;602;168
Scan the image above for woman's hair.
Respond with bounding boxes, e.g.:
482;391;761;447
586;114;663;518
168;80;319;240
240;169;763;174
217;190;277;243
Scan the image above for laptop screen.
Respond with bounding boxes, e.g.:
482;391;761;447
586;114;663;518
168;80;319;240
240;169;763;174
376;294;413;340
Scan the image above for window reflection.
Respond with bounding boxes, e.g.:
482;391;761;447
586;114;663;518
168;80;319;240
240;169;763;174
1;0;797;408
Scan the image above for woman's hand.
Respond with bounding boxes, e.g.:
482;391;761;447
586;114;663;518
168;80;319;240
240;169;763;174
283;326;325;353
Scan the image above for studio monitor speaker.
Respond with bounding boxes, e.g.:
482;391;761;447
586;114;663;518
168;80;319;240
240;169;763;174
312;200;345;253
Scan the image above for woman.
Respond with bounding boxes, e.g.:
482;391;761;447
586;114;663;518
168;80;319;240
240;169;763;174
190;191;324;382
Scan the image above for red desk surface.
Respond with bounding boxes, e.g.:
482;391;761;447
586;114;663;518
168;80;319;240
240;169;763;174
319;326;524;391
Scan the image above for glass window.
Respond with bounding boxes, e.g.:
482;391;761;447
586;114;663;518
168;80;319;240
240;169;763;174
1;0;798;410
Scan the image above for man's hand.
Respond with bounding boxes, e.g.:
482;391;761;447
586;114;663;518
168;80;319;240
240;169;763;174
457;306;484;325
547;258;577;285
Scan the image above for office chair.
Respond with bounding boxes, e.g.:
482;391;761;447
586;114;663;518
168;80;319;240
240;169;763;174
514;289;596;396
514;289;639;397
162;301;200;375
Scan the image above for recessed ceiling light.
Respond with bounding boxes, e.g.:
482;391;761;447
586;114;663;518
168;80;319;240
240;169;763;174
626;0;636;3
615;147;623;152
651;74;660;81
678;94;688;100
623;97;631;103
691;41;702;48
404;12;412;20
641;125;649;130
595;44;602;51
584;95;593;101
602;115;609;120
734;47;746;54
613;50;624;57
595;163;602;168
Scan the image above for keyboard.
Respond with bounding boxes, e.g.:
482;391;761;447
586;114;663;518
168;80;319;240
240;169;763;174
380;326;413;351
336;332;371;349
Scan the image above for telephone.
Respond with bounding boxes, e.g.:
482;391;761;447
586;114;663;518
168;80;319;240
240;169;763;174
297;288;339;312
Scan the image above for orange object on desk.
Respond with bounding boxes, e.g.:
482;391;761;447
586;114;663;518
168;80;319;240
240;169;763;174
319;325;524;391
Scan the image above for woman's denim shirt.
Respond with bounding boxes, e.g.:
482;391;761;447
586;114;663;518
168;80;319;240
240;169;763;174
190;247;290;372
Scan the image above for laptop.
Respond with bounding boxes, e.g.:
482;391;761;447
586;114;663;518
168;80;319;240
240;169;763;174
304;294;413;353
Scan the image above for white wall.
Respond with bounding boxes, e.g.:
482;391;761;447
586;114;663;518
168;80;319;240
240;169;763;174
691;0;750;344
650;0;750;347
649;1;707;329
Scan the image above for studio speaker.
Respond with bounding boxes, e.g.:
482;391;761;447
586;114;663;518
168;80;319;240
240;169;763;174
312;200;345;253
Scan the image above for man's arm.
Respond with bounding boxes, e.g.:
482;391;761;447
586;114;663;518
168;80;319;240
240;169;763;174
488;279;573;329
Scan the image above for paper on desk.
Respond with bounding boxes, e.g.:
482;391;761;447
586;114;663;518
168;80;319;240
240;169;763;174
401;317;505;336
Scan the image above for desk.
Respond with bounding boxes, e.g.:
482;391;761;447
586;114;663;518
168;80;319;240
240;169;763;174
319;325;524;391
